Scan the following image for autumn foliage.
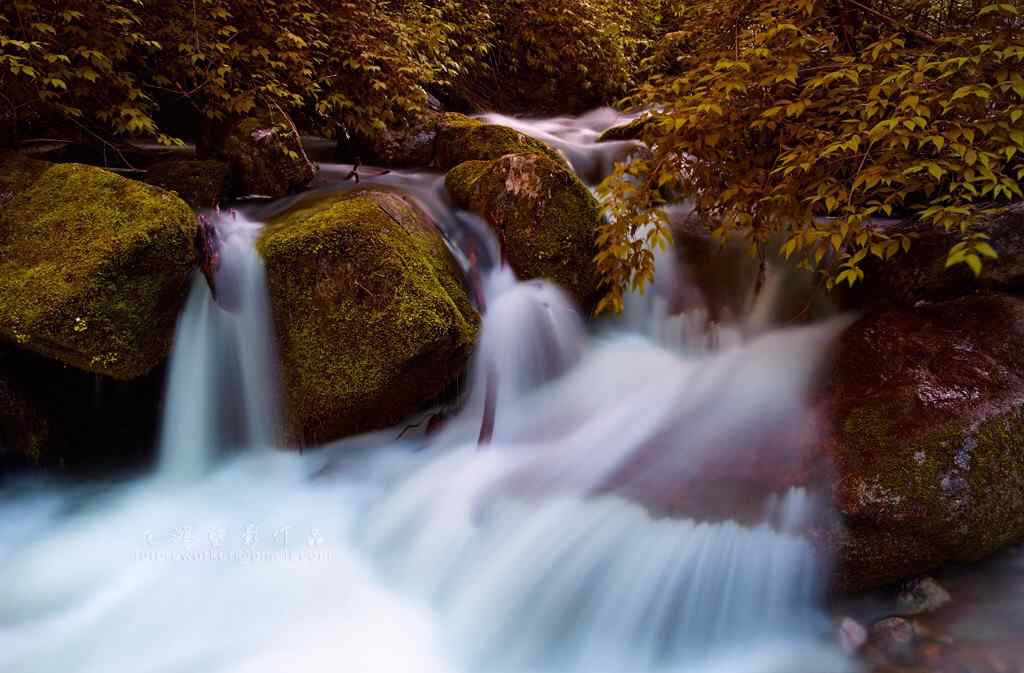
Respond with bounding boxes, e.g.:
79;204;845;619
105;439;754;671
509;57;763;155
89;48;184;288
596;0;1024;313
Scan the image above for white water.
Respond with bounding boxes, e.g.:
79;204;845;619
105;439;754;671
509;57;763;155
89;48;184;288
158;211;281;479
478;108;644;184
0;111;852;673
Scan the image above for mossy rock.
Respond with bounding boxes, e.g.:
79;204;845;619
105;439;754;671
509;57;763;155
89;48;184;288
435;113;566;171
445;153;602;311
824;295;1024;592
218;109;317;198
144;159;231;209
257;190;479;445
0;152;198;379
338;112;441;168
596;116;650;143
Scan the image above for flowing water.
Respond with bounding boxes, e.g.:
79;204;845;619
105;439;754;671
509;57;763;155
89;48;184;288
0;111;856;673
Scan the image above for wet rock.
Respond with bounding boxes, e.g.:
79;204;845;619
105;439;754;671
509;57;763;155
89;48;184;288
446;152;602;311
898;577;952;615
0;152;198;379
144;159;231;209
338;112;441;168
257;190;479;445
210;109;317;198
596;116;649;143
870;616;918;665
435;113;566;171
838;616;869;654
843;204;1024;309
824;294;1024;592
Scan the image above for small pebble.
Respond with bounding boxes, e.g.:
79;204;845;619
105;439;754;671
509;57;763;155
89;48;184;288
838;616;868;653
871;616;918;665
898;576;952;615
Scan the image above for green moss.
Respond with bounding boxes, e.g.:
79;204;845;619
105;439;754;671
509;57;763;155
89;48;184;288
145;159;231;209
435;114;567;170
258;190;479;444
596;117;650;143
0;153;197;379
220;112;316;198
834;402;1024;591
446;153;602;310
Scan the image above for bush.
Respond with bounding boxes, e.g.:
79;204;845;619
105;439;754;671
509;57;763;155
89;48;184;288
448;0;664;113
0;0;491;147
596;0;1024;313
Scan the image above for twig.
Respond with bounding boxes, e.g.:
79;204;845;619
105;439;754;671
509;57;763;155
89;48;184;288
67;119;137;169
843;0;939;44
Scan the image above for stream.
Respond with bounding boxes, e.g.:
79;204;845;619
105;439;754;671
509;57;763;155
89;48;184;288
0;109;1010;673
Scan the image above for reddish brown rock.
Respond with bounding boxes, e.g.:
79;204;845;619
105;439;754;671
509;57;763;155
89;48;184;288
823;294;1024;592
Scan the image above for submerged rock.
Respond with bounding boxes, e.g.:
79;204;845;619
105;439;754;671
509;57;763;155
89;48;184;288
897;576;952;615
435;113;566;171
446;153;602;310
0;152;198;379
825;294;1024;592
144;159;231;209
212;110;317;198
869;617;918;665
257;190;479;445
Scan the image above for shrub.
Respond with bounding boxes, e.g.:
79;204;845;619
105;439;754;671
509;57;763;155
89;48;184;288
597;0;1024;313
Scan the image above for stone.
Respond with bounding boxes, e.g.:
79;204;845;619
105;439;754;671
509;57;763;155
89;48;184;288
435;113;566;171
824;294;1024;592
257;190;479;445
144;159;231;209
214;109;317;198
843;204;1024;309
446;152;602;310
0;152;198;379
897;577;952;615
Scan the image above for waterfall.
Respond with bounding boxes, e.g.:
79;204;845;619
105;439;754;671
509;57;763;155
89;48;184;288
0;110;855;673
158;210;281;479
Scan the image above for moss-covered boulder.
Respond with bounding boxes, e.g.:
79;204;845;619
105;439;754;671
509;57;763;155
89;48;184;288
144;159;231;209
0;152;198;379
446;152;602;310
824;295;1024;592
435;113;566;171
216;110;317;198
257;190;479;445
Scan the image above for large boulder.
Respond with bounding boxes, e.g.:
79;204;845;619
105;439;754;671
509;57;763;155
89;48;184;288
823;294;1024;592
0;152;197;379
144;159;231;209
435;113;566;171
211;110;317;198
257;190;479;445
446;152;602;310
843;204;1024;309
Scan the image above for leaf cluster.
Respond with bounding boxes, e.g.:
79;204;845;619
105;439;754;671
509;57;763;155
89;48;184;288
597;0;1024;312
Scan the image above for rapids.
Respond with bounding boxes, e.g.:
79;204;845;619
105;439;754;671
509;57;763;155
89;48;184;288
0;110;854;673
